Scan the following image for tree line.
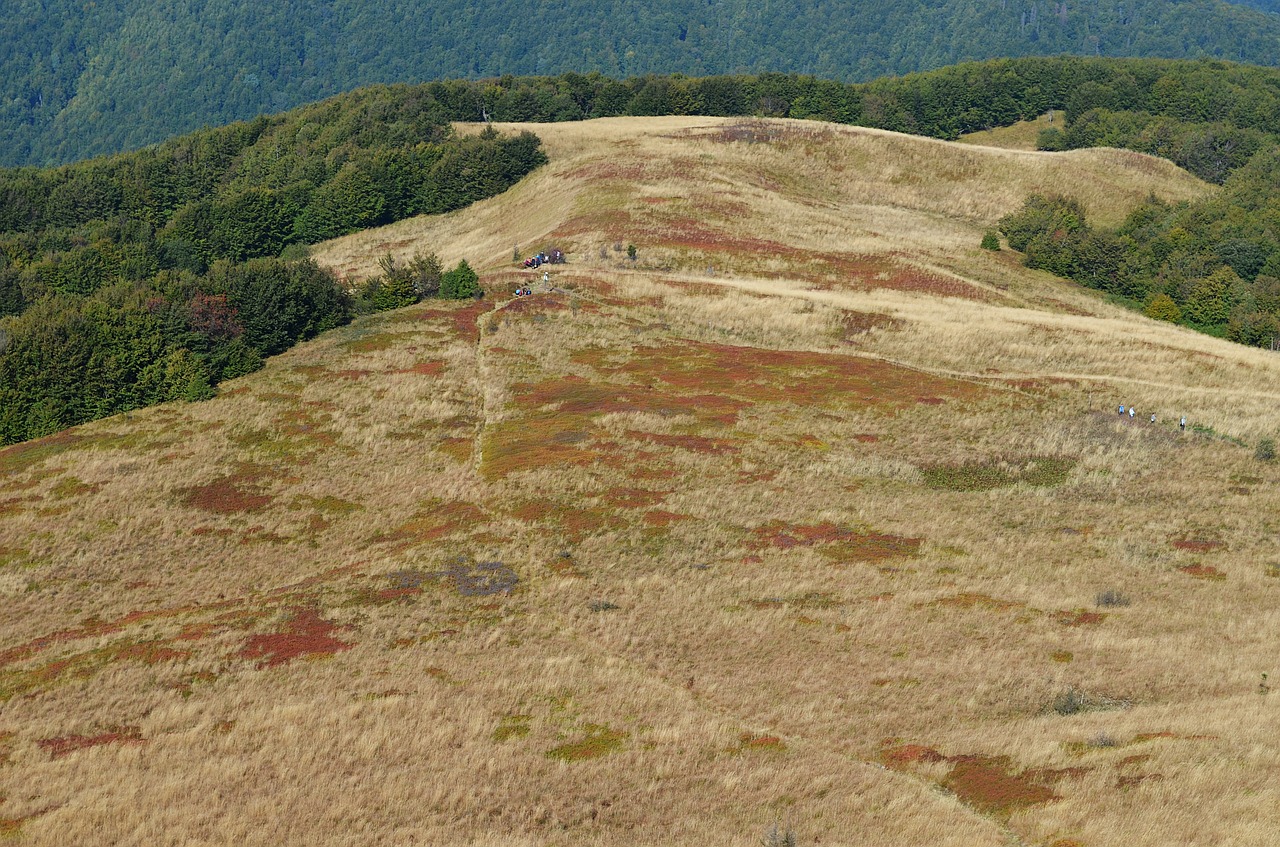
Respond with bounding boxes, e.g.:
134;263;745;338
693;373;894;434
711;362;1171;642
11;55;1280;443
0;86;545;445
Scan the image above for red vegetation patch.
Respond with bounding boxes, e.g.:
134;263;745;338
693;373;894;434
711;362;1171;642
512;501;555;522
1172;537;1226;553
182;478;272;513
1116;772;1164;790
395;360;447;377
752;521;921;562
484;373;744;478
238;607;353;669
489;340;979;478
562;508;624;541
0;429;86;475
498;293;575;319
839;310;904;341
413;300;492;343
1054;610;1107;627
0;606;198;669
943;756;1061;816
644;509;691;527
436;437;472;463
627;431;739;454
372;501;486;552
736;733;786;752
881;744;947;767
38;726;145;759
180;464;279;514
113;642;192;664
615;341;982;411
1179;564;1226;581
883;744;1089;817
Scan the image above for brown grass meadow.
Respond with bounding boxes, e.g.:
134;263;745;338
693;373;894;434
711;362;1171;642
2;117;1278;846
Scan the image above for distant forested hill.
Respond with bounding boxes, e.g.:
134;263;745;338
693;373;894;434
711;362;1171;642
8;0;1280;165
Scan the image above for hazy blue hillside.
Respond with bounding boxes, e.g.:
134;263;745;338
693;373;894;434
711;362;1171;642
6;0;1280;165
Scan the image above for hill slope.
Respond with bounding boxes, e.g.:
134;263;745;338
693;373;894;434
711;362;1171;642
2;119;1279;846
9;0;1280;164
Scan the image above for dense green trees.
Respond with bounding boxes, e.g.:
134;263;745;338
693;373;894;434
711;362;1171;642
10;0;1280;166
440;261;481;300
999;189;1280;347
0;86;544;445
0;258;347;445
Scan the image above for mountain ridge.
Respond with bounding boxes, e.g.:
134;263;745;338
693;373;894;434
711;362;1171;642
2;116;1278;846
9;0;1280;165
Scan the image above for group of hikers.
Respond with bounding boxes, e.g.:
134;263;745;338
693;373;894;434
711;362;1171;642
513;268;550;297
514;246;563;296
521;249;564;269
1119;403;1187;431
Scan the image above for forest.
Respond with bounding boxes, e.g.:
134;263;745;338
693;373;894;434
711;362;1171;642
9;0;1280;166
0;86;545;445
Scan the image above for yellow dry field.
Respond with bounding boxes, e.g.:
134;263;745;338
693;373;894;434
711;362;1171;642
957;111;1067;150
2;117;1278;847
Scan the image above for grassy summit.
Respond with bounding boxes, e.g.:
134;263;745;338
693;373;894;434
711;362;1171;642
2;118;1278;846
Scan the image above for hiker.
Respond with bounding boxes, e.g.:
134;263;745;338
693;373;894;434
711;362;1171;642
542;270;550;284
1119;404;1125;415
1129;407;1136;420
1150;413;1156;424
1180;416;1187;431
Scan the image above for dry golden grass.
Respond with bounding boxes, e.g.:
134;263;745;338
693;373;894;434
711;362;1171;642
957;111;1066;150
3;117;1279;846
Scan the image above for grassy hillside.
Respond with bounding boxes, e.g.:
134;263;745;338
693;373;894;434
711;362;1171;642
2;118;1278;846
9;0;1280;165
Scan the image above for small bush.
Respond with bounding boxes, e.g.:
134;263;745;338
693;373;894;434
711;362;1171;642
588;600;620;612
761;824;797;847
1088;731;1118;748
1256;438;1276;461
980;230;1000;251
440;259;480;299
1053;687;1089;715
1095;589;1131;608
1037;127;1067;151
1052;687;1129;715
626;243;637;261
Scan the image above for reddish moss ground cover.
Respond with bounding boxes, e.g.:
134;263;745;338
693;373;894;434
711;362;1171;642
1172;538;1226;553
237;607;353;669
482;374;745;478
411;299;492;343
1179;564;1227;580
490;339;982;478
1053;610;1107;627
370;502;487;552
613;341;981;412
734;733;787;752
180;463;284;514
37;726;145;759
751;520;921;562
882;744;1086;818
